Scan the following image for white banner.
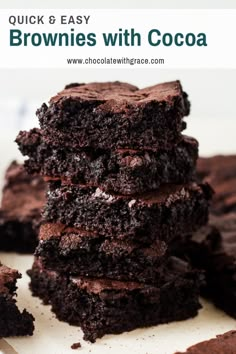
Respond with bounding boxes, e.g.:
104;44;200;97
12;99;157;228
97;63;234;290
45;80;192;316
0;9;235;68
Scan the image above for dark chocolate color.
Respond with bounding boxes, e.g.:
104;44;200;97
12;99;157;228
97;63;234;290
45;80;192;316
37;81;189;150
0;161;46;253
16;128;198;195
175;330;236;354
28;257;202;342
174;213;236;318
35;223;168;284
0;262;34;337
43;182;211;243
197;155;236;215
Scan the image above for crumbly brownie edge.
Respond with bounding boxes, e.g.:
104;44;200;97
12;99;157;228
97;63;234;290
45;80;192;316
43;182;212;242
35;222;168;283
16;129;198;195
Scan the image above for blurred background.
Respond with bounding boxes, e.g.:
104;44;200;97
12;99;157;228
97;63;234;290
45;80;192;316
1;68;236;175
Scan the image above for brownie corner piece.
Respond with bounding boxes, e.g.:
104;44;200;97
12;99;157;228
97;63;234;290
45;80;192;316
0;262;34;337
0;160;46;253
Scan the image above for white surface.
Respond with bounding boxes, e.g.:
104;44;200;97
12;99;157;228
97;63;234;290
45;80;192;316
0;116;236;352
0;252;236;354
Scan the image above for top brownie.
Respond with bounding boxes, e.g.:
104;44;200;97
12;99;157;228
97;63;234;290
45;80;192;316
37;81;190;150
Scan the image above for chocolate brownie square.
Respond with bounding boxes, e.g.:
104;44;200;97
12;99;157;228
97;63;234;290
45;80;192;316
35;223;168;284
175;330;236;354
197;155;236;214
0;262;34;337
0;161;46;253
43;182;212;244
28;257;202;342
16;128;198;195
37;81;189;150
174;213;236;318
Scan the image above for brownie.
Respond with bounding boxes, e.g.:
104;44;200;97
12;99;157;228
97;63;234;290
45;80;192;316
172;224;221;267
173;213;236;318
28;257;202;342
0;262;34;337
197;155;236;214
16;128;198;195
37;81;189;150
43;182;212;244
34;223;169;284
175;330;236;354
0;161;46;253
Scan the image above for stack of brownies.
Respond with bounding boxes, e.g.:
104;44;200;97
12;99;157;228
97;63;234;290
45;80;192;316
16;81;212;342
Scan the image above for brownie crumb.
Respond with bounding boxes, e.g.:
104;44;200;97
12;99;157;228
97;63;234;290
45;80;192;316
71;342;81;349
